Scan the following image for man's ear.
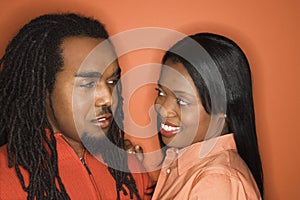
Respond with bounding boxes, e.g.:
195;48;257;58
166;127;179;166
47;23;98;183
45;90;59;132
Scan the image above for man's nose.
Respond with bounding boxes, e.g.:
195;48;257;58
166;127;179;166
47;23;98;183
94;82;112;107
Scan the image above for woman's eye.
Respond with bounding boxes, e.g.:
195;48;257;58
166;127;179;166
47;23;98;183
80;81;96;88
155;88;165;96
177;98;190;106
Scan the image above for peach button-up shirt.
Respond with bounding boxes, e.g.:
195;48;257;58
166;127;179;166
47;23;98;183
152;134;261;200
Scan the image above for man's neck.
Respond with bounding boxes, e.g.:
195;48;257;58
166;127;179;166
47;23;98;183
61;135;84;158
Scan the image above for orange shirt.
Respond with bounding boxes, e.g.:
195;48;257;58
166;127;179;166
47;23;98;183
152;134;261;200
0;133;152;200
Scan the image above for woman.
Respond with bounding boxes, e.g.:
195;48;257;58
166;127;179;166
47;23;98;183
152;33;263;199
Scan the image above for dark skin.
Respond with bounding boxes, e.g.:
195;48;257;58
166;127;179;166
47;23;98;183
46;36;120;157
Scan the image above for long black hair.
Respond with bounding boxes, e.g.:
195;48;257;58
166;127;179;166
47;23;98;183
162;33;264;198
0;13;140;200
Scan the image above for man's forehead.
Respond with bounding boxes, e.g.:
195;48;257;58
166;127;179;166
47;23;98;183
79;51;117;73
86;41;117;61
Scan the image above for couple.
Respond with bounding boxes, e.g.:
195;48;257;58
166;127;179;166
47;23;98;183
0;13;263;200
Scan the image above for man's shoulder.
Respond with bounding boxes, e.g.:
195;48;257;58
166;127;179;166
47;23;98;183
0;144;28;198
0;144;8;165
0;144;19;176
127;153;153;199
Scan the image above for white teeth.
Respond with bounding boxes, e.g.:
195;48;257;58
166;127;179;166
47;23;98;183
98;118;106;122
161;123;181;132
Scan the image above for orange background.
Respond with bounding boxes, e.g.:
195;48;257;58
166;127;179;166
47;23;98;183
0;0;299;199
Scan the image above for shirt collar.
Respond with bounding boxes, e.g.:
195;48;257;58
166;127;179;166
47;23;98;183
164;134;237;175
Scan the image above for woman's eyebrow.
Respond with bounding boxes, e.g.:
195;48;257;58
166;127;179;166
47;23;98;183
158;83;196;97
173;90;196;97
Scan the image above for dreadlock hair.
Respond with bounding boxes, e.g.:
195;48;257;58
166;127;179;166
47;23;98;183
0;13;140;200
100;69;141;200
161;33;264;198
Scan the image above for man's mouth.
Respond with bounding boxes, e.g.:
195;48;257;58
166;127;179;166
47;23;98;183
160;121;182;138
91;114;112;129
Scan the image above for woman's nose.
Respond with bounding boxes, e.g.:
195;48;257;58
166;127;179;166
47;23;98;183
154;97;177;118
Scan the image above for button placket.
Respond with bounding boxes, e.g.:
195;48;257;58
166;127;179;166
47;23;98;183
166;168;171;174
164;147;180;176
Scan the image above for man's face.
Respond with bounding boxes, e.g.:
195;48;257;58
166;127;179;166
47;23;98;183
47;36;120;147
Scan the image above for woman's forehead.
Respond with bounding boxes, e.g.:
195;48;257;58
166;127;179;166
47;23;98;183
159;61;197;95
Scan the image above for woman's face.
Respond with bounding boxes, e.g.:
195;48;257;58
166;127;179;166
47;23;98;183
154;59;211;148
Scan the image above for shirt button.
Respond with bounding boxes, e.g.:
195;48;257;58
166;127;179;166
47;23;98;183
166;168;171;174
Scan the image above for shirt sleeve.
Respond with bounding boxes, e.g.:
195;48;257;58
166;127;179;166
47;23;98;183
188;173;260;200
141;171;155;200
127;154;154;200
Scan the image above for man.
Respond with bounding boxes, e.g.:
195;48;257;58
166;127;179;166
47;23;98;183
0;13;151;199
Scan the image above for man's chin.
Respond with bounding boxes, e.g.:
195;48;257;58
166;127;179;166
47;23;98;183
79;132;110;156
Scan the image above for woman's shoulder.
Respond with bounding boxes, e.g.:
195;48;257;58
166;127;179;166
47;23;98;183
194;148;252;179
190;149;261;199
190;169;261;200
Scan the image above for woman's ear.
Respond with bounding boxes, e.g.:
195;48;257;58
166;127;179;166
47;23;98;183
206;113;227;139
221;113;229;135
215;113;227;135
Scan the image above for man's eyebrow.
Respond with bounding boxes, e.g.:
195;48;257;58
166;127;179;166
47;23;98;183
74;72;102;78
111;67;121;77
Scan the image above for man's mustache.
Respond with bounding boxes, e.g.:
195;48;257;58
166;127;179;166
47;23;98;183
97;105;112;116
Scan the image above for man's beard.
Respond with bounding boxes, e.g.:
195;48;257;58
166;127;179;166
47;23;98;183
80;131;111;157
80;105;115;156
